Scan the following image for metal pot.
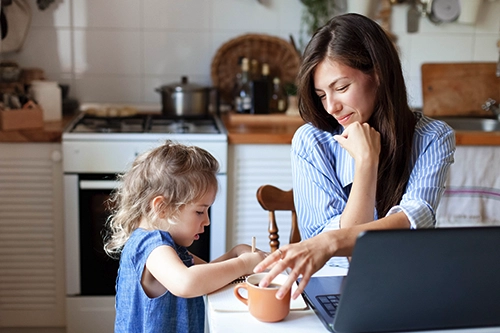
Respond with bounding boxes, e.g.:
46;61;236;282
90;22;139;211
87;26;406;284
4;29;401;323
156;76;210;116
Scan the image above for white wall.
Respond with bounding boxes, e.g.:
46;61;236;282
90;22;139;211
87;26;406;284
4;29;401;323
2;0;499;108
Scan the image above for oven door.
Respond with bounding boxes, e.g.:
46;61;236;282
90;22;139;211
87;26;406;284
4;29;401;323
64;174;119;296
64;173;213;296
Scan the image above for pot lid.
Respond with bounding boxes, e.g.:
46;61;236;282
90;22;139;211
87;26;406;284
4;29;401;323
159;76;206;93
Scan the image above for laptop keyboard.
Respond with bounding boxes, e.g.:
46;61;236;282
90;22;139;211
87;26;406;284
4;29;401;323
317;294;340;317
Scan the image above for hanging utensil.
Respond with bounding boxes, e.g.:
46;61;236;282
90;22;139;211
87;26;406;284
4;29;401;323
407;0;421;33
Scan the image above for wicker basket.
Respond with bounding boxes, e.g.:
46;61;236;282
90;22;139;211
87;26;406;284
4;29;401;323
211;33;301;105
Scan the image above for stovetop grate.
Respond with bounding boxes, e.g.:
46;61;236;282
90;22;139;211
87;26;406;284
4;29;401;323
68;114;222;134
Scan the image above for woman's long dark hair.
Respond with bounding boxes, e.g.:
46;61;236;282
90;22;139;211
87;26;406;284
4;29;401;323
297;13;416;218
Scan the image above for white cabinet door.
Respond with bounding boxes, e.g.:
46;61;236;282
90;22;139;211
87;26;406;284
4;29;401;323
227;144;293;252
0;143;65;327
436;146;500;227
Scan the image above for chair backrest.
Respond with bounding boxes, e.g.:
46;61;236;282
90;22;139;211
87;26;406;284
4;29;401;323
256;185;301;253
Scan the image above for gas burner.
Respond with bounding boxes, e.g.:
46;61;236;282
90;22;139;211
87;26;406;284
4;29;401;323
149;117;220;134
72;116;145;133
67;113;222;135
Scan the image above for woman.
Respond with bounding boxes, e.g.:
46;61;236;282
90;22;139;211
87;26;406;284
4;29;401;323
254;13;455;300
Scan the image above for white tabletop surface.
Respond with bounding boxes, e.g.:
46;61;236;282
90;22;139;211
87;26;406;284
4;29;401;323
206;265;500;333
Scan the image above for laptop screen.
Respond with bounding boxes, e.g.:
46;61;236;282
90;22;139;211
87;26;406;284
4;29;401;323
302;227;500;333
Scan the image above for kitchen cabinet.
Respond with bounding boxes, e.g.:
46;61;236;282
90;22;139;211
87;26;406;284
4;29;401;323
436;146;500;227
227;144;294;252
0;143;65;328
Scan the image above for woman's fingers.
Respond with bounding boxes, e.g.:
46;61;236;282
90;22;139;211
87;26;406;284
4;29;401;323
253;248;281;273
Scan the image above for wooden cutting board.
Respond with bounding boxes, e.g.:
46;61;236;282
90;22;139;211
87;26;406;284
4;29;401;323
422;62;500;117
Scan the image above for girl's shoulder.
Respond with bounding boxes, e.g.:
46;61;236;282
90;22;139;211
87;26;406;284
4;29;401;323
125;229;176;253
124;229;193;265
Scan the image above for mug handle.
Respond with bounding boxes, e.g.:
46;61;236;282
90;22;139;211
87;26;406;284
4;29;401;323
233;284;249;306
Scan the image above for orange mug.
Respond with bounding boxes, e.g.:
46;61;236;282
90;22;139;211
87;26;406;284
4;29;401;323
233;273;291;322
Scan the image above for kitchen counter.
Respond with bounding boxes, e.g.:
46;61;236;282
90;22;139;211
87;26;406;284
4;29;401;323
221;112;304;144
0;114;75;143
222;112;500;145
1;112;499;145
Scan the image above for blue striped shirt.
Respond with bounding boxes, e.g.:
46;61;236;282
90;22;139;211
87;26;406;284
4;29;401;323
291;112;455;267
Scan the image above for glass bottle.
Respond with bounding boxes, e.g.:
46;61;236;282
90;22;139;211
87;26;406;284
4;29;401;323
232;56;244;110
250;59;260;82
235;58;252;113
269;77;288;113
261;63;271;91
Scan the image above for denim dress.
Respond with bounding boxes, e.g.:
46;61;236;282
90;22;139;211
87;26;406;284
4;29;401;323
115;229;205;333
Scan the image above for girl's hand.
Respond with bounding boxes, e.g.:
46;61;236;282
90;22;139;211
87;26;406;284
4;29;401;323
211;244;268;263
238;251;268;275
253;233;334;300
231;244;255;256
333;122;380;164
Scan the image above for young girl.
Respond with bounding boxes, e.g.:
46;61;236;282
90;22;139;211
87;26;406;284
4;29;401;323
104;140;266;333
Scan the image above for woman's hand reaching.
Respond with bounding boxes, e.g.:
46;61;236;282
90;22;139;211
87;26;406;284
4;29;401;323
253;232;336;300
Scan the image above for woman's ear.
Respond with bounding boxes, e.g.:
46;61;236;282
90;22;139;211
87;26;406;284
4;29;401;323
151;196;166;218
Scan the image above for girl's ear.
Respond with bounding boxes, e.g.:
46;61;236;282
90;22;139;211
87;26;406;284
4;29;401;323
151;196;166;218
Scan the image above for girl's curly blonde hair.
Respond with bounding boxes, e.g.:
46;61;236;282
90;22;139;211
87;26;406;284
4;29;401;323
103;140;219;259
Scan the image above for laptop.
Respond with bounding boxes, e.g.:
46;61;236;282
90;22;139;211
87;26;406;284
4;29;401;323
301;227;500;333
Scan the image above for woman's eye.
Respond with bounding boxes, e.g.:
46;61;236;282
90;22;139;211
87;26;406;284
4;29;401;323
196;211;204;215
336;85;349;92
317;94;326;100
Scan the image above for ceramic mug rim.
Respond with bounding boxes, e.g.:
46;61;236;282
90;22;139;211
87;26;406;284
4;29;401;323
245;273;283;289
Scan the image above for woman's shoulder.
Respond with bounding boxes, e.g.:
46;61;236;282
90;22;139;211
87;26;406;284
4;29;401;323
292;123;341;150
414;111;454;138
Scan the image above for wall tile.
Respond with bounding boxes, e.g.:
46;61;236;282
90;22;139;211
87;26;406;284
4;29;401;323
276;0;303;35
143;31;211;77
212;0;280;33
406;75;423;108
74;76;143;103
73;0;141;28
474;0;500;33
74;30;141;75
408;34;475;77
143;0;210;30
5;28;72;75
30;0;71;28
473;34;500;61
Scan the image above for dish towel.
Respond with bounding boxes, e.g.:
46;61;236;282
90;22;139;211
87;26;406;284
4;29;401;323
436;146;500;227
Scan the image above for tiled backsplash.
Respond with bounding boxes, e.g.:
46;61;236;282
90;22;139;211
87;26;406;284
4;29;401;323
2;0;499;108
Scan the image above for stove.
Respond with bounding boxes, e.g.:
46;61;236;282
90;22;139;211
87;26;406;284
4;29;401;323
62;109;228;333
68;113;223;135
63;112;228;173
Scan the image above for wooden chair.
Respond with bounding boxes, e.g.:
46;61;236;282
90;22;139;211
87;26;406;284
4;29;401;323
256;185;301;253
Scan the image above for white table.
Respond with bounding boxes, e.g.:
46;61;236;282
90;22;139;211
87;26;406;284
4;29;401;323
206;265;500;333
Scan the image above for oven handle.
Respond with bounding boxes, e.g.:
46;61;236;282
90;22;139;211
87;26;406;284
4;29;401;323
79;180;120;190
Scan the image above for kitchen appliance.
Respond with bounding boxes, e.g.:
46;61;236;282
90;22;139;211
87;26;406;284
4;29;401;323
155;76;211;116
62;106;228;333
